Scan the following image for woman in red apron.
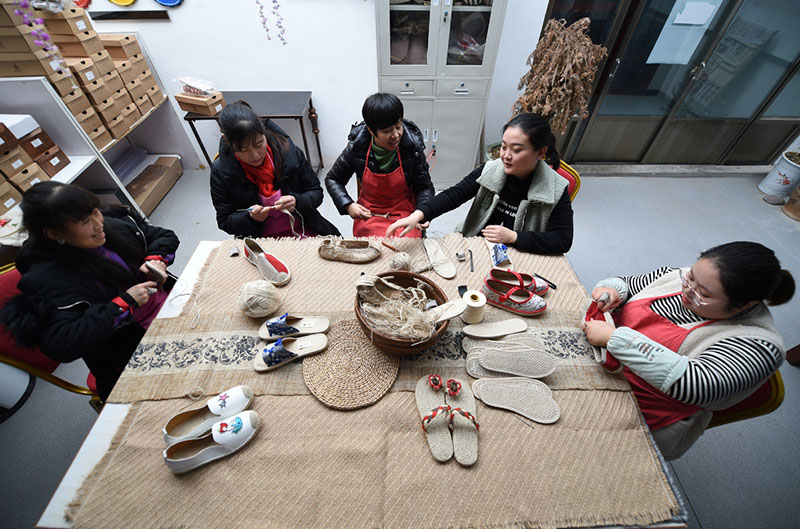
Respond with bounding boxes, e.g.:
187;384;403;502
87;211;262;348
581;242;793;459
325;93;434;237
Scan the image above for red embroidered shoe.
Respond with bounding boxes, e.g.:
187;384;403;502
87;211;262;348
243;238;291;286
481;279;547;316
486;268;550;296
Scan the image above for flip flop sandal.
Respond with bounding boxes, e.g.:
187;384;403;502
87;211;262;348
253;334;328;372
472;377;553;401
486;268;549;296
162;385;254;444
482;279;547;316
476;346;556;379
422;237;456;279
472;379;560;424
444;378;479;466
415;375;453;463
425;298;467;324
258;313;330;341
463;317;528;339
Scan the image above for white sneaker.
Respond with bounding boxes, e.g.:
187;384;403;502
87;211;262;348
243;238;291;286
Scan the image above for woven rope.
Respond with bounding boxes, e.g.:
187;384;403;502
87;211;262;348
302;319;399;410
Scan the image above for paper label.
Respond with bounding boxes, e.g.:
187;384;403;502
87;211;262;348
4;198;15;208
50;157;60;166
215;103;222;112
49;59;61;72
76;20;87;31
12;160;23;169
86;71;95;81
32;138;43;148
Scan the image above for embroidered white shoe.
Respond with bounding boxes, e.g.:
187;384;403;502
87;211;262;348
162;385;254;444
243;238;291;286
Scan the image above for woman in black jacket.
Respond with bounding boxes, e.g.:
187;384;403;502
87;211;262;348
0;182;180;401
324;93;434;237
210;101;339;238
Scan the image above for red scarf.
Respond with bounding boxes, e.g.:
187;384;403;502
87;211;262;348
236;142;276;197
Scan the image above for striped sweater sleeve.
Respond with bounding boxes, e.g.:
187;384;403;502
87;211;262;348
665;337;783;406
619;266;676;298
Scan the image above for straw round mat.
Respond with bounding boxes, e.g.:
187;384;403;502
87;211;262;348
302;319;400;410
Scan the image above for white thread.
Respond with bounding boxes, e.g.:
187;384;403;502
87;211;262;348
238;280;280;317
389;252;412;271
460;290;486;324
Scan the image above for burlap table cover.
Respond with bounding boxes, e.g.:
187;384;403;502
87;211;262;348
65;235;682;529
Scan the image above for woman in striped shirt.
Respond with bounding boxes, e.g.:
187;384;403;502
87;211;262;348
582;241;794;459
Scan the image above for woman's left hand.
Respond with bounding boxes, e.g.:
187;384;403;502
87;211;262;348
274;195;296;212
582;320;615;347
481;225;517;245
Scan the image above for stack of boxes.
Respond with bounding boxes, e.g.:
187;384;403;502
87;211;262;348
0;114;71;214
1;5;167;151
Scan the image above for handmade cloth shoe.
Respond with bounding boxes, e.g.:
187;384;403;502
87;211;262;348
243;238;291;286
163;411;261;474
415;375;453;463
583;300;621;373
481;279;546;316
258;313;330;341
163;385;254;444
444;378;479;466
318;238;381;263
486;268;549;296
253;334;329;372
356;275;408;305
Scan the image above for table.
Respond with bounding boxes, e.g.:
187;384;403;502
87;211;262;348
183;91;323;171
38;236;687;529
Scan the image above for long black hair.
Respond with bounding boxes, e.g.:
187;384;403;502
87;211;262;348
503;113;561;169
19;182;144;291
700;241;795;307
218;100;286;179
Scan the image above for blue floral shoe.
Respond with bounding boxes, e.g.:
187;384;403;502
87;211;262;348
253;334;329;372
257;313;330;341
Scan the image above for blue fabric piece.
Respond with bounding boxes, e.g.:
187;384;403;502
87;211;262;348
608;327;689;392
265;313;300;338
262;339;298;367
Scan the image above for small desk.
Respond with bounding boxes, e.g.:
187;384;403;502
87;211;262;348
182;91;323;170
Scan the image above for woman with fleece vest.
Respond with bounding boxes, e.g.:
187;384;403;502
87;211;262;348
385;113;573;254
583;241;794;459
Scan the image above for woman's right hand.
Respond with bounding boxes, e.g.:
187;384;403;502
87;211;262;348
249;205;270;222
591;287;621;312
347;202;372;220
386;210;425;238
126;281;158;307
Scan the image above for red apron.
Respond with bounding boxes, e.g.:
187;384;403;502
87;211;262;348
612;293;715;430
353;143;419;238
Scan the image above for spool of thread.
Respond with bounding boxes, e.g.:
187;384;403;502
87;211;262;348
389;251;412;271
460;290;486;324
238;280;280;318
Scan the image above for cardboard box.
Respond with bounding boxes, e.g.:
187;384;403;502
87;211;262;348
113;57;136;84
0;122;17;149
0;47;64;77
9;162;48;191
29;7;87;20
146;84;165;105
134;93;153;115
137;70;156;91
0;7;16;27
75;106;102;134
34;146;70;177
98;33;141;59
18;127;55;159
114;87;133;108
125;156;182;215
52;30;103;57
102;68;123;93
121;103;141;129
0;113;39;139
88;126;112;151
125;76;147;101
88;187;123;207
43;13;91;35
61;87;91;115
83;77;111;105
48;68;78;97
0;180;23;215
64;56;100;85
0;25;40;53
89;49;114;76
93;95;118;124
174;91;225;116
0;145;34;178
105;113;128;139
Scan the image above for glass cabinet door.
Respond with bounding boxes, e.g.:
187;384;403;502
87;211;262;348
437;0;503;75
378;1;438;76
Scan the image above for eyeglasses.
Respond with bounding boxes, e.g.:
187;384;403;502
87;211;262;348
679;268;708;306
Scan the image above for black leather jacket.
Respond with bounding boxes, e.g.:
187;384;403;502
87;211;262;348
324;119;434;214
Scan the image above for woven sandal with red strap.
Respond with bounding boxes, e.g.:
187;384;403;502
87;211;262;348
415;375;453;462
444;377;479;466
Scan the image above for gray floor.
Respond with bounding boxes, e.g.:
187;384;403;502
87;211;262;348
2;170;799;529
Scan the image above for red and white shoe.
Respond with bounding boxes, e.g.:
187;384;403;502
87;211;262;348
481;279;546;316
485;268;549;296
243;238;291;286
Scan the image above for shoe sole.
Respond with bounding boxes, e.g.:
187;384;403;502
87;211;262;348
485;298;546;316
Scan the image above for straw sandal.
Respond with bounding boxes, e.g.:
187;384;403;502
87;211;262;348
415;375;453;463
422;237;456;279
482;279;547;316
356;275;408;304
163;411;261;474
258;313;330;341
162;385;254;444
444;378;479;466
253;334;328;372
472;378;560;424
318;238;381;263
463;317;528;339
486;268;550;296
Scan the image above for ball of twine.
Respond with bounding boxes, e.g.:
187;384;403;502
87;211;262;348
389;251;412;271
238;280;280;318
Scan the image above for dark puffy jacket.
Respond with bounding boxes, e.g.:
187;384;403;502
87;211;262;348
324;119;434;214
0;213;179;400
210;119;340;238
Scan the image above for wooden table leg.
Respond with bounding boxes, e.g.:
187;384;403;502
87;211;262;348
309;97;323;170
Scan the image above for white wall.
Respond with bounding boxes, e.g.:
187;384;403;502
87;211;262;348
90;0;547;169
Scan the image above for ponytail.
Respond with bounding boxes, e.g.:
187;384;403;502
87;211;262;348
503;113;561;169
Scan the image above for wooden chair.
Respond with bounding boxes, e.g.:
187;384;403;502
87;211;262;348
0;265;102;412
706;371;784;429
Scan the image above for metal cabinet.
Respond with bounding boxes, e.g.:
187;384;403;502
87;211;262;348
376;0;506;187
